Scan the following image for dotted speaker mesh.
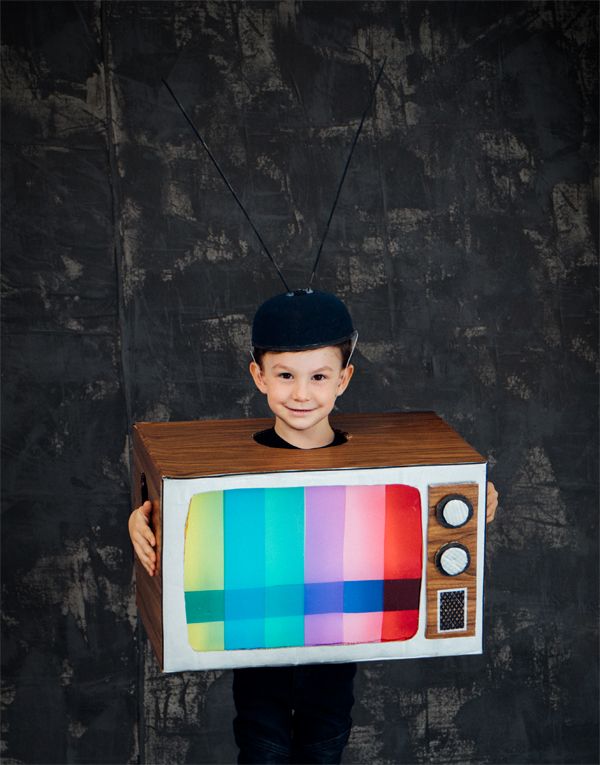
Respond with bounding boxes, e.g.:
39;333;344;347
439;589;466;632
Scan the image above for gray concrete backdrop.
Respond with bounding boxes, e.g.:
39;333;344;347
2;1;598;763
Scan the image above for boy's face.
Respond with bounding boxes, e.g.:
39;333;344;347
249;346;354;444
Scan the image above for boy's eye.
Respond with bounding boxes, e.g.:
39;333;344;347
312;374;327;381
278;372;293;380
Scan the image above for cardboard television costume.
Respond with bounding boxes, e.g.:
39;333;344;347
132;66;488;673
133;413;486;673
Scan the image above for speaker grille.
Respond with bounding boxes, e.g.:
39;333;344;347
438;588;467;632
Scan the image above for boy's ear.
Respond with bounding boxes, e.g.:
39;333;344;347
249;360;268;393
336;363;354;396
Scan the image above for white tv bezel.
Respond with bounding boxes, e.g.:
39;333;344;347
161;463;486;673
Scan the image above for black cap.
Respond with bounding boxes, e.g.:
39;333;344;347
252;289;355;351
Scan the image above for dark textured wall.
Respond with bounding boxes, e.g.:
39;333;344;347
2;2;598;763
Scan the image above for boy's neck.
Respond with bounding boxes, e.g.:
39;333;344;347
273;417;335;450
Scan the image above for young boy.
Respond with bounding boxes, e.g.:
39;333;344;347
129;289;499;764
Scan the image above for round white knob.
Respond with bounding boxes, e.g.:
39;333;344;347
436;543;470;576
436;495;473;528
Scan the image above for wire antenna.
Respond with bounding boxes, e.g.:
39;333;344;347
162;79;290;292
309;58;386;286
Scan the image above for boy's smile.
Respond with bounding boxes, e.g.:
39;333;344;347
249;347;354;449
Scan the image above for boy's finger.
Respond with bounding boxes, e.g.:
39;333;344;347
140;556;155;577
483;483;495;524
142;525;156;548
134;532;156;559
139;500;153;520
134;544;156;576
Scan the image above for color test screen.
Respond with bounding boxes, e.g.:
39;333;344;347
183;484;422;652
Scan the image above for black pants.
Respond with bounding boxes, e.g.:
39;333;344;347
233;663;357;764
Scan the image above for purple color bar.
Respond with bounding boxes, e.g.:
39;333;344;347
305;613;345;646
304;486;346;645
304;486;346;583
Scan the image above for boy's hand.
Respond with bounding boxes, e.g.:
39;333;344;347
128;500;157;577
486;482;499;523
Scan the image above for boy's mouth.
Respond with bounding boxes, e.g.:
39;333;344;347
285;406;315;414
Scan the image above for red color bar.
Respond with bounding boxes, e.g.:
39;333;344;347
382;485;423;641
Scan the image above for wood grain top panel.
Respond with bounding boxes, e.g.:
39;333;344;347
133;411;485;478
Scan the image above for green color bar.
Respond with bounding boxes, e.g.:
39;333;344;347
264;487;305;647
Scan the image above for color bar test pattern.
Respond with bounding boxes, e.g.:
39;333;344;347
183;484;422;652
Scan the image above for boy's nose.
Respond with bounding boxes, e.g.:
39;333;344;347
292;381;310;401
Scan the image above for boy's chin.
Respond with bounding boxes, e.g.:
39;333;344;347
276;411;327;429
278;417;318;431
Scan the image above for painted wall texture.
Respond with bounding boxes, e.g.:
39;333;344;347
2;1;598;763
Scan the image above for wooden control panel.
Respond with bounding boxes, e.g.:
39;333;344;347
426;483;479;638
